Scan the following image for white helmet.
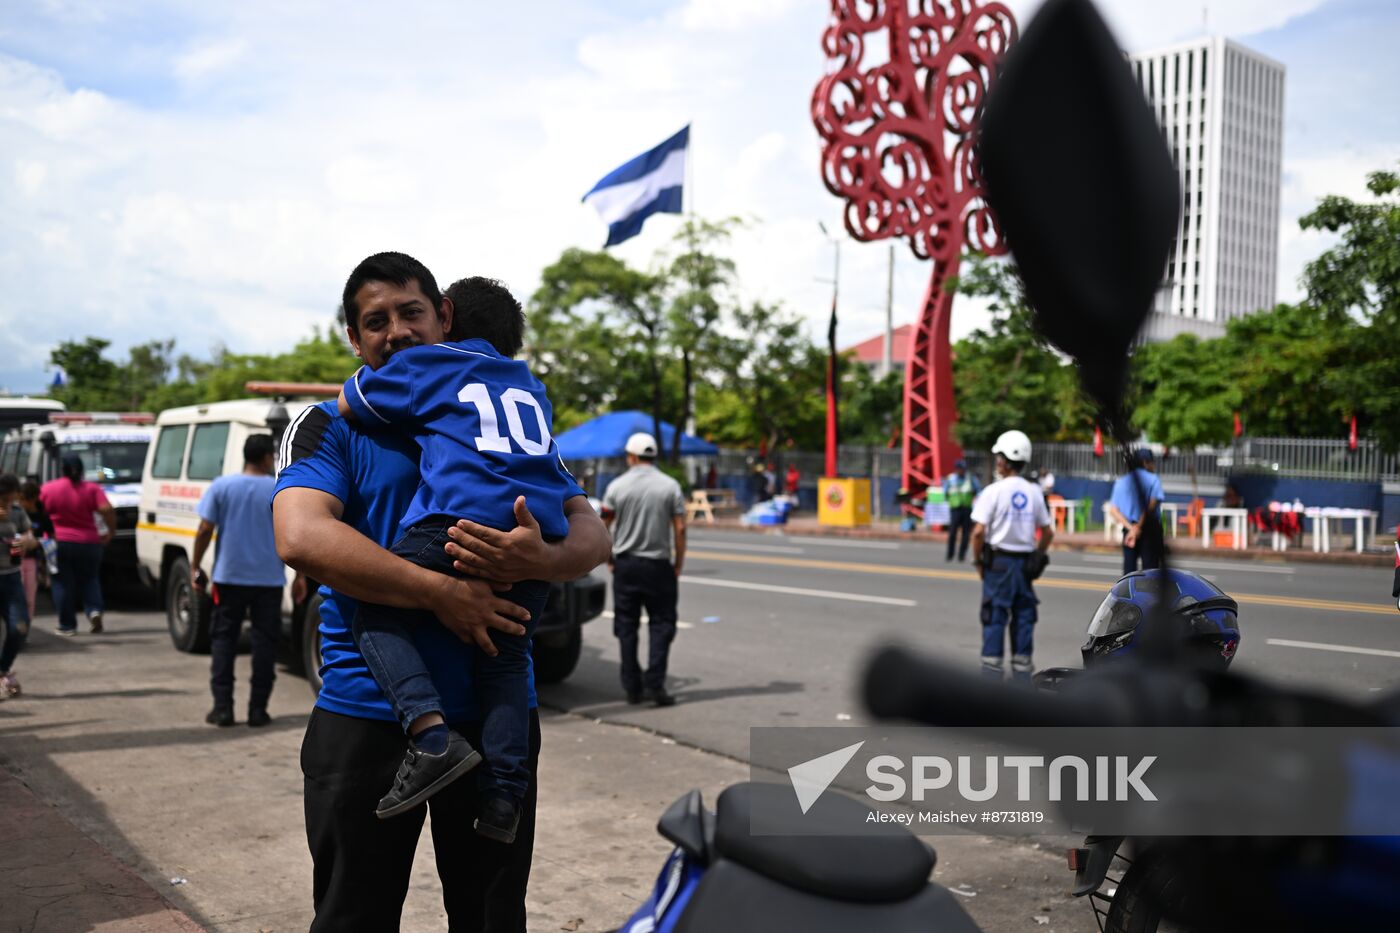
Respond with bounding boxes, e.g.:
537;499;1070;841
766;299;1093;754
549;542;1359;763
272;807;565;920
991;429;1032;463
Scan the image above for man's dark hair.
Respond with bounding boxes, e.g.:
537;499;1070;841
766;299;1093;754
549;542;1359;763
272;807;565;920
1001;456;1025;473
244;434;276;465
444;277;525;358
0;473;18;497
341;252;442;331
19;479;39;501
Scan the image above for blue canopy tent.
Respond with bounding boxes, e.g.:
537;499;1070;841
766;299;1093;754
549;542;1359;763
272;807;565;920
554;410;718;460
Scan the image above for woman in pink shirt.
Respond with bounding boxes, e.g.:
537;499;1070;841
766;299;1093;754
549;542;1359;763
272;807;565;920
39;455;115;635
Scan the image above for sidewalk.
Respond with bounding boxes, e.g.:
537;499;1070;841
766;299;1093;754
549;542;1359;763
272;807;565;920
699;516;1393;567
0;768;203;932
1;612;1092;933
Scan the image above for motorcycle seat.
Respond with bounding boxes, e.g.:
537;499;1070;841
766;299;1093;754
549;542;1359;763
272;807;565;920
674;859;981;933
709;782;935;903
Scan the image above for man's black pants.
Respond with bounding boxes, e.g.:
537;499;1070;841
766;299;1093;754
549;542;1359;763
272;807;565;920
209;583;281;711
612;555;678;694
1121;528;1163;575
946;506;973;561
302;707;540;932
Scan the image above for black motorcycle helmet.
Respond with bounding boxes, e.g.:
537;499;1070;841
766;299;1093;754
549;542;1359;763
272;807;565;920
1084;569;1241;669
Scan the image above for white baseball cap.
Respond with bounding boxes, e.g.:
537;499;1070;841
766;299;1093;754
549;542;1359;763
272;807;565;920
625;432;658;457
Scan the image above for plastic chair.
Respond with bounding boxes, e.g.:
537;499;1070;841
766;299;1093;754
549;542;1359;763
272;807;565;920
1179;498;1204;538
1047;493;1067;531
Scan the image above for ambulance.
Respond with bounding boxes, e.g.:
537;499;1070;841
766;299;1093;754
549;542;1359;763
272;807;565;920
0;412;155;577
137;384;603;694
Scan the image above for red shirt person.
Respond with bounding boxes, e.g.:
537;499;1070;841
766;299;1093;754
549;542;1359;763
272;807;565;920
38;454;115;635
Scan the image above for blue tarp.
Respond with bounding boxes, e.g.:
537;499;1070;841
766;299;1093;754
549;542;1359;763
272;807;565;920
554;410;718;460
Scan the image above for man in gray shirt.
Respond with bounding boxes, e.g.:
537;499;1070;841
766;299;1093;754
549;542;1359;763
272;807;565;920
601;432;687;707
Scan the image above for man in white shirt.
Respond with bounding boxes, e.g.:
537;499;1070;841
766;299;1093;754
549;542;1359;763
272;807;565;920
969;430;1054;680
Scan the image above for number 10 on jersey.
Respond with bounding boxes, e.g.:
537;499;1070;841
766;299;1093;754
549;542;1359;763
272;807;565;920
457;383;552;456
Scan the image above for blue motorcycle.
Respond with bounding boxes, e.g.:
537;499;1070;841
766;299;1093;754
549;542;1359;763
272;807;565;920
615;782;981;933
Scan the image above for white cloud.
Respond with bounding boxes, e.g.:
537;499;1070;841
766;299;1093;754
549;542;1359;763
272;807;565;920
680;0;799;32
14;160;47;196
0;0;1385;396
174;37;248;83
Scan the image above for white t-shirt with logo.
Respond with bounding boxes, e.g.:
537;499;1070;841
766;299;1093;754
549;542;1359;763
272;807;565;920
970;476;1051;553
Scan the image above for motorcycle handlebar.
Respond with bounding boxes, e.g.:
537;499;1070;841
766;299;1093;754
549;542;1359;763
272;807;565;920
863;645;1134;729
864;644;1400;730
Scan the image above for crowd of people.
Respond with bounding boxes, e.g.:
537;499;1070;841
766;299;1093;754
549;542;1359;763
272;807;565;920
0;458;116;699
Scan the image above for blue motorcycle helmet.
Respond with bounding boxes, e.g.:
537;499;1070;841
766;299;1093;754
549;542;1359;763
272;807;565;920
1084;569;1241;669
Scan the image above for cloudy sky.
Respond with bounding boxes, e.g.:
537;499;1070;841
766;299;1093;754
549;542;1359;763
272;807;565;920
2;0;1396;395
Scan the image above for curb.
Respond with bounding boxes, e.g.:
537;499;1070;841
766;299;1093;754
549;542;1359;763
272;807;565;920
693;519;1392;568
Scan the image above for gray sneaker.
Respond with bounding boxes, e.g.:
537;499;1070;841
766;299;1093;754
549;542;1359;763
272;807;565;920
375;731;482;820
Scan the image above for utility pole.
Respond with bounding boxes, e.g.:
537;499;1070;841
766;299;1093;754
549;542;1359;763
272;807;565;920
881;243;894;378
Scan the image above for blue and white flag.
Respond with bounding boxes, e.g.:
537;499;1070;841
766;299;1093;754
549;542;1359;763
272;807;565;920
583;125;688;247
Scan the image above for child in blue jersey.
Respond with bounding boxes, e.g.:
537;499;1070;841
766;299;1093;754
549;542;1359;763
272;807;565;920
338;276;584;841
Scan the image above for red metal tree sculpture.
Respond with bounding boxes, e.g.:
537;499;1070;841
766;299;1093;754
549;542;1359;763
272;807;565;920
813;0;1017;500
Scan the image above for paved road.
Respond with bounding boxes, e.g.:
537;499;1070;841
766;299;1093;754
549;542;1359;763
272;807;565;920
544;528;1400;765
5;535;1391;932
3;605;1088;932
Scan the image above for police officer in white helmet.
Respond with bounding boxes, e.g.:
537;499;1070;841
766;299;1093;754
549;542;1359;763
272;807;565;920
968;430;1054;679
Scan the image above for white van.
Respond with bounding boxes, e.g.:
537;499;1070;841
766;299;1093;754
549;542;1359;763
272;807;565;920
136;392;319;665
138;387;604;692
1;412;155;577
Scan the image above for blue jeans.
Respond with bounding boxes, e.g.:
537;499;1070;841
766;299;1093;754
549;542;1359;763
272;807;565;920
980;552;1039;679
53;541;104;632
353;518;546;802
0;571;30;673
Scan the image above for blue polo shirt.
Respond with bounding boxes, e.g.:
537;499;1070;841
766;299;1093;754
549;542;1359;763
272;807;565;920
197;474;284;586
342;339;583;539
272;400;535;722
1110;469;1165;523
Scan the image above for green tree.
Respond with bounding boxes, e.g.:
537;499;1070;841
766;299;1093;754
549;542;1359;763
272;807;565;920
1218;303;1353;437
664;216;741;459
49;337;123;410
1131;334;1240;449
528;248;673;446
840;364;904;447
701;301;827;451
1296;167;1400;449
48;326;359;414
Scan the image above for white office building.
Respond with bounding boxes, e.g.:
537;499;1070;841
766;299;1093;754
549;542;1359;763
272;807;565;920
1129;37;1285;343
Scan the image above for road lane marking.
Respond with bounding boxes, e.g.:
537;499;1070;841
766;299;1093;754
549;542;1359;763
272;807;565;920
692;534;901;551
1266;638;1400;660
678;576;917;607
685;541;805;555
1077;554;1294;575
1042;566;1126;576
602;610;694;629
780;537;903;551
685;550;1392;615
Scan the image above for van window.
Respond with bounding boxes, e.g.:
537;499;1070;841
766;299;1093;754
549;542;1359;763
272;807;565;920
61;441;149;484
151;426;189;479
0;440;16;473
187;423;230;480
15;441;31;479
